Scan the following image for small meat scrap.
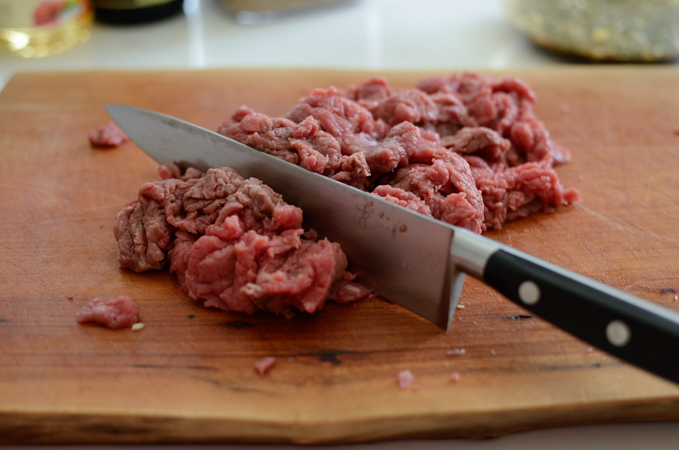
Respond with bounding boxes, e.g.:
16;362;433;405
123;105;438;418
76;296;140;330
396;369;415;389
89;121;129;148
254;356;276;376
218;72;579;232
450;372;462;383
114;164;372;318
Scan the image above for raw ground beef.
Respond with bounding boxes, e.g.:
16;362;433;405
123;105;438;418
76;296;140;329
89;121;129;148
114;164;372;318
218;72;579;232
112;72;578;320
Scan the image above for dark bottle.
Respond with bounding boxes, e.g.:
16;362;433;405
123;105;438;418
93;0;184;25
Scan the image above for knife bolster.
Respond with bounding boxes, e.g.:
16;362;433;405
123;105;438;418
449;228;502;279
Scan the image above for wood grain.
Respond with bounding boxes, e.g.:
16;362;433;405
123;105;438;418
1;67;679;444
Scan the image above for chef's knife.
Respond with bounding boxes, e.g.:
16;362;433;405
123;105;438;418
106;104;679;385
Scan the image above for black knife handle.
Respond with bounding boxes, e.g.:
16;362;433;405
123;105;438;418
483;249;679;384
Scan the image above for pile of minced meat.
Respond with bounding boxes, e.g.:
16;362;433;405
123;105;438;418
113;72;579;318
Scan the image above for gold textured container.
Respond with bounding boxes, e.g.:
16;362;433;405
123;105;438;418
502;0;679;62
0;0;93;59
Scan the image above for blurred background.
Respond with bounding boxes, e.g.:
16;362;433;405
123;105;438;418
2;0;678;92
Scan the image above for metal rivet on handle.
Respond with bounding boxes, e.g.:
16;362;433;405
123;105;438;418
518;281;540;305
606;320;631;347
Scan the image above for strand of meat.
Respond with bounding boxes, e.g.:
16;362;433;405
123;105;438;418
89;121;129;148
218;72;579;232
76;296;140;329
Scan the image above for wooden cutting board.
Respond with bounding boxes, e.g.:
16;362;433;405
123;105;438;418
1;67;679;444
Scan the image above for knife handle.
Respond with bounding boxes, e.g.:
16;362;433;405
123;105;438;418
450;229;679;384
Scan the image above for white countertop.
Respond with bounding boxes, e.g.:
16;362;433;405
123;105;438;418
2;0;679;448
0;0;574;91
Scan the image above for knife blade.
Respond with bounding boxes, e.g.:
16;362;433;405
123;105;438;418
106;103;679;385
